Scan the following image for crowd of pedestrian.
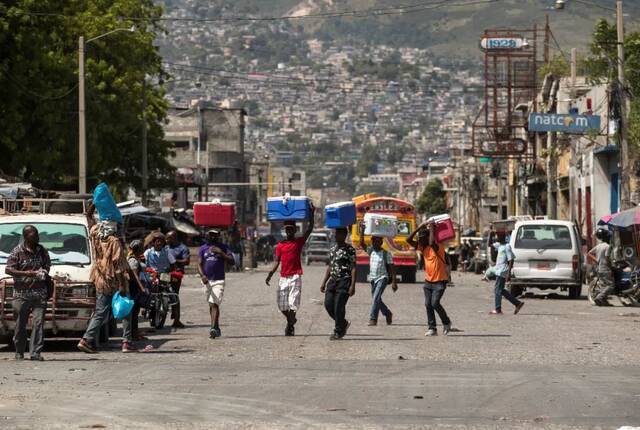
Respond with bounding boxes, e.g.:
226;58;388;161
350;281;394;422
7;201;539;360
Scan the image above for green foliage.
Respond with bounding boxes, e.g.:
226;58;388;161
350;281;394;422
415;178;447;216
539;55;570;79
356;144;380;177
584;19;640;152
0;0;172;191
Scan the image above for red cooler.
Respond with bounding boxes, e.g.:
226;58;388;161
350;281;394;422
429;214;455;243
194;202;236;227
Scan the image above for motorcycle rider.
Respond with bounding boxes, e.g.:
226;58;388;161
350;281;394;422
587;228;614;306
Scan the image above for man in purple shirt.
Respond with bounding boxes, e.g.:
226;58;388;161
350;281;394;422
198;229;234;339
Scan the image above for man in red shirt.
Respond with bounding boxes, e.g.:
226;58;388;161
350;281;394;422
266;204;315;336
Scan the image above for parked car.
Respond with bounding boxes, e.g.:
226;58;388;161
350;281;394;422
303;232;331;265
0;199;107;346
508;220;584;299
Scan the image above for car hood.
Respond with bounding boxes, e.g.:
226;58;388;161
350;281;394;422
0;264;91;283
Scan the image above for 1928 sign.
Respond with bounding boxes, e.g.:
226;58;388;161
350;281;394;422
480;37;526;50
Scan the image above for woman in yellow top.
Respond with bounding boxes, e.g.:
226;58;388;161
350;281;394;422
408;220;452;337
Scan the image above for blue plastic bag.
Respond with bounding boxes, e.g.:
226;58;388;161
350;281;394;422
112;292;134;319
93;183;123;223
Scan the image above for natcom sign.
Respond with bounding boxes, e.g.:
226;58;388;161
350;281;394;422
528;113;601;134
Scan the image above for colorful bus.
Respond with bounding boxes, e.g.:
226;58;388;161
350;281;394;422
351;196;418;283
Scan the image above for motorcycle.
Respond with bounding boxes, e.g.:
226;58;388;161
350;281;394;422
587;262;640;306
143;268;182;329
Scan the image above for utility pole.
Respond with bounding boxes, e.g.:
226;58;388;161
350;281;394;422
141;79;148;206
617;0;631;209
569;47;577;222
78;36;86;195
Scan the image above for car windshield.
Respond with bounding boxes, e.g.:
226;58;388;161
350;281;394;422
514;225;572;250
0;222;91;265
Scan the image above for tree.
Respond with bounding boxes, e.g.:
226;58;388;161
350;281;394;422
0;0;172;191
415;178;447;216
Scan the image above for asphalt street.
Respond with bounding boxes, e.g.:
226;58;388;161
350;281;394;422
1;265;640;429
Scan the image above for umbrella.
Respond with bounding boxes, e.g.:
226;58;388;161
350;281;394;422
609;208;640;228
597;213;617;226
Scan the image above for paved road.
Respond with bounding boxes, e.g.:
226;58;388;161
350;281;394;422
1;266;640;429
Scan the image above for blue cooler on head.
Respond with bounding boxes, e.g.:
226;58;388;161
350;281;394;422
325;201;356;228
267;195;312;221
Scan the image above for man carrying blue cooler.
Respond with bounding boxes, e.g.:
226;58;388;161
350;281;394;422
265;203;316;336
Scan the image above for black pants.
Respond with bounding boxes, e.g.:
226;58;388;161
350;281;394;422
423;281;451;330
324;278;351;336
13;296;47;356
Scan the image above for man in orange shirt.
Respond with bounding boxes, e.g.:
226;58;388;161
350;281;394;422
408;220;452;336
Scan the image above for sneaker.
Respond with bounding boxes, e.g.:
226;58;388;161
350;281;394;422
14;352;24;361
209;328;217;339
386;312;393;325
329;333;339;341
489;310;503;315
77;338;97;354
343;320;351;337
425;329;438;336
443;324;451;335
514;302;525;315
285;325;295;336
213;327;222;338
368;319;377;326
30;354;44;361
122;342;137;353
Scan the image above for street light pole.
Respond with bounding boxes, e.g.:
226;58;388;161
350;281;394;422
78;36;87;194
77;27;135;195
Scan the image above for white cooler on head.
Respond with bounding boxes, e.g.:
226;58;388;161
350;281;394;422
364;213;398;237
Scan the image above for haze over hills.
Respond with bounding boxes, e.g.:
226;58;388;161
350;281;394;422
160;0;640;57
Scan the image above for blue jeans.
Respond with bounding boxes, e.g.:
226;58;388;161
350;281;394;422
83;293;132;343
423;282;450;330
369;278;392;321
494;276;521;311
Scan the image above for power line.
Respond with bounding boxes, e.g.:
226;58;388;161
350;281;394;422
0;67;78;101
11;0;500;24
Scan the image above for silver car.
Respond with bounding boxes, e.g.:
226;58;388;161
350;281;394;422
508;220;584;299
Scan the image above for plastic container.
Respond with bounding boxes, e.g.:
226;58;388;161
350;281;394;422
325;201;356;228
194;201;236;227
93;183;122;223
364;213;398;237
428;214;456;243
267;195;311;221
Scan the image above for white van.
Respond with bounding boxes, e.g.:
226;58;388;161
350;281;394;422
509;220;584;299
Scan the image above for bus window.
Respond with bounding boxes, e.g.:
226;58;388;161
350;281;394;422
397;221;411;236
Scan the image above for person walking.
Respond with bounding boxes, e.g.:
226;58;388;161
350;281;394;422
166;231;190;328
320;227;356;340
408;220;452;336
359;224;397;326
265;204;315;336
6;225;51;361
587;227;614;306
489;235;524;315
77;204;138;354
198;229;234;339
127;240;149;340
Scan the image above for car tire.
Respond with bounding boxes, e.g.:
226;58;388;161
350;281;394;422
508;284;523;298
403;270;416;284
474;262;482;274
569;284;582;299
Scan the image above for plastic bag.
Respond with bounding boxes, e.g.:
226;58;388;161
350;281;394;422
112;291;134;319
93;183;123;223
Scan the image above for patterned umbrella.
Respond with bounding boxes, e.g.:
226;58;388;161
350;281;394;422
609;208;640;228
597;213;617;225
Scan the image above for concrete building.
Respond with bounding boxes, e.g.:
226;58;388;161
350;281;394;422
164;102;249;220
